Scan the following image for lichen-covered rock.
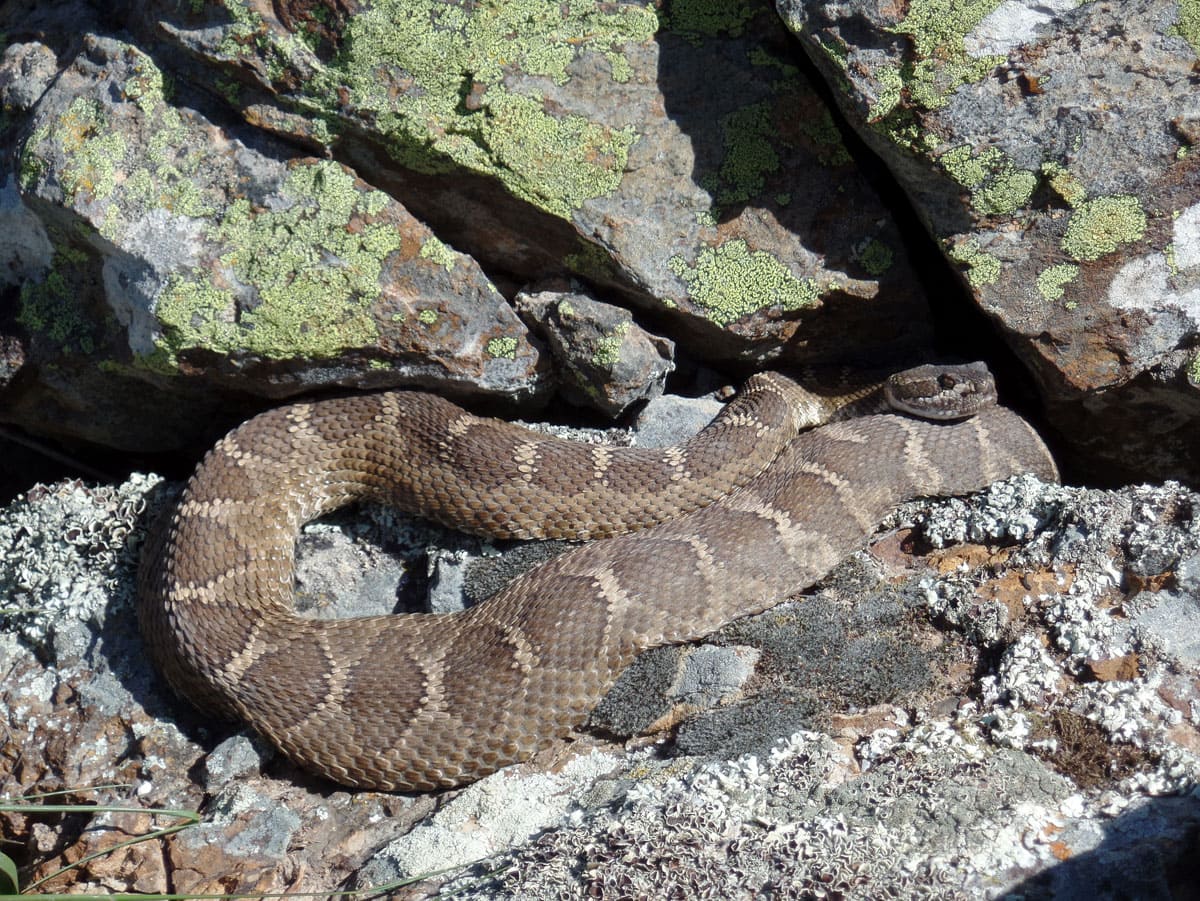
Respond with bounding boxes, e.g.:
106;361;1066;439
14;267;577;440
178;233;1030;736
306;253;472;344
123;0;932;366
3;30;543;451
777;0;1200;483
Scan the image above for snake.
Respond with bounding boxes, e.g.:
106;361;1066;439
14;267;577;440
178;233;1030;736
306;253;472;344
137;363;1058;791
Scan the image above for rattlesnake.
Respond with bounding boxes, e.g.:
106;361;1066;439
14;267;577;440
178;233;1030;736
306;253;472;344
137;365;1057;790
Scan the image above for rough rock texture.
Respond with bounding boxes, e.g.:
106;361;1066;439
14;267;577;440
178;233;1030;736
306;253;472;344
777;0;1200;484
516;287;675;416
3;451;1200;894
0;0;937;457
3;29;543;451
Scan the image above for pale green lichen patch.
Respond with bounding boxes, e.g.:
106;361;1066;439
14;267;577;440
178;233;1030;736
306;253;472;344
417;309;439;325
1187;351;1200;386
1061;195;1147;261
151;161;399;367
487;336;518;358
1036;264;1079;302
34;97;127;203
888;0;1004;111
419;235;457;271
1041;162;1087;206
309;0;655;219
591;321;630;367
948;238;1001;287
668;239;820;326
1174;0;1200;56
939;145;1036;216
712;101;780;206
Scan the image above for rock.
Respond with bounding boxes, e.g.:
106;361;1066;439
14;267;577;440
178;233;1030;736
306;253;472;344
4;467;1200;894
632;391;726;448
517;288;675;417
778;0;1200;483
123;0;933;368
3;31;544;452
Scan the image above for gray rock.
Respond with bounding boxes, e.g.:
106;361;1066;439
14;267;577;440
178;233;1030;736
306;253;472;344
4;31;545;452
778;0;1200;484
517;288;674;417
203;733;270;791
632;391;724;448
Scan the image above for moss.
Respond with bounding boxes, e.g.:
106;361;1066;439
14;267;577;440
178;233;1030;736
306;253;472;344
1061;195;1147;262
306;0;655;219
486;336;518;359
564;240;615;282
662;0;759;43
17;243;101;356
939;145;1035;216
948;239;1001;288
856;239;894;276
151;161;399;367
1036;264;1079;302
1174;0;1200;55
668;239;820;326
1041;162;1087;206
419;235;457;271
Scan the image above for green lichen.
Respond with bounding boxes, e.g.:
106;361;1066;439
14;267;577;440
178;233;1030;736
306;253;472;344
948;238;1001;288
43;98;127;203
419;235;457;271
939;145;1036;216
591;321;630;367
662;0;759;43
486;336;518;358
17;243;100;356
417;309;439;325
564;240;615;282
308;0;655;219
151;161;399;367
888;0;1004;111
1187;352;1200;386
1060;195;1147;262
800;108;852;167
1174;0;1200;55
557;300;576;318
1036;264;1079;302
668;239;820;326
868;65;905;122
714;101;779;206
1041;161;1087;206
856;239;894;276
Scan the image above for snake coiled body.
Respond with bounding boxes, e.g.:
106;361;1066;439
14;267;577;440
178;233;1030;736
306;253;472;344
138;369;1057;790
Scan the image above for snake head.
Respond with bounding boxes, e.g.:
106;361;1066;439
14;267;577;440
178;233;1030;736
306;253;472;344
883;362;998;421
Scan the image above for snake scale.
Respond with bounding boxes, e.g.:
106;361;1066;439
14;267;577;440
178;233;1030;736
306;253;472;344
138;365;1058;791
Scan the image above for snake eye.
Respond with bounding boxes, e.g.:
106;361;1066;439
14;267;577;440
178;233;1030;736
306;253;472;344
939;374;958;390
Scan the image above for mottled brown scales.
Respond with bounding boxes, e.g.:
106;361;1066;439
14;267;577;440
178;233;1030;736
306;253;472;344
137;366;1055;791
